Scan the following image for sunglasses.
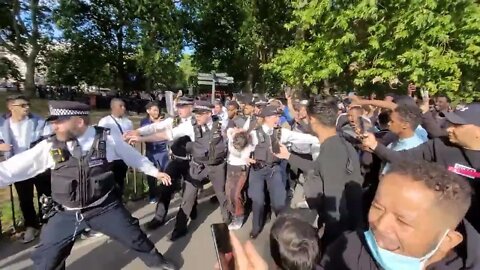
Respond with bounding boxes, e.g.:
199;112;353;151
12;103;30;108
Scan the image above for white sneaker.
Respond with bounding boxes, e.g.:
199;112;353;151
295;200;310;209
228;218;243;231
21;227;39;244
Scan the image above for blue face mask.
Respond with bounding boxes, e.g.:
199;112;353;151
364;229;449;270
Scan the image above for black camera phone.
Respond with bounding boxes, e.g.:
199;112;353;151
211;223;233;270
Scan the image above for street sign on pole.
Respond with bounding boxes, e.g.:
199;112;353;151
196;72;234;103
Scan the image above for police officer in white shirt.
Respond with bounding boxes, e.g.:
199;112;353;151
247;105;320;239
127;100;229;241
98;98;133;195
0;95;51;243
0;100;176;270
126;97;200;231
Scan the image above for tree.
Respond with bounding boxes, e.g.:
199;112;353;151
266;0;480;102
0;0;52;97
177;53;198;88
0;57;21;80
54;0;138;91
182;0;293;93
133;0;184;90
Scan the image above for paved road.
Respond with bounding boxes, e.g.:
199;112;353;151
0;186;317;270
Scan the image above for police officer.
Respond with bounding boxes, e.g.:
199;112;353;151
0;101;177;270
248;105;320;239
129;97;198;230
127;100;229;241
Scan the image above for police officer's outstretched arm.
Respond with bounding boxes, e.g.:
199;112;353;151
109;135;172;185
0;140;53;187
280;128;320;146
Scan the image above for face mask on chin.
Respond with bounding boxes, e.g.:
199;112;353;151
364;228;449;270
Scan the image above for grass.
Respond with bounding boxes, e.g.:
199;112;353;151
0;92;150;235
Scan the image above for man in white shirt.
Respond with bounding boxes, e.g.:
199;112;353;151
0;95;51;243
225;128;255;230
98;98;133;196
0;100;176;270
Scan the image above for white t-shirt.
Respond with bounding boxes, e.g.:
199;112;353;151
98;115;133;139
10;118;30;154
227;128;254;166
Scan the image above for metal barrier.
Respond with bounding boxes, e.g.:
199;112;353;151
0;142;150;235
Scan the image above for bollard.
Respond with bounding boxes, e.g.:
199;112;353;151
9;185;16;232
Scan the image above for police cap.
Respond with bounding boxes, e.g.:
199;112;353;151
46;100;90;122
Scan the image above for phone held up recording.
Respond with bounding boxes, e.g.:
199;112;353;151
211;223;233;270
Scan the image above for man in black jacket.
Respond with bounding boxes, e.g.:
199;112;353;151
319;160;480;270
362;103;480;232
275;100;364;245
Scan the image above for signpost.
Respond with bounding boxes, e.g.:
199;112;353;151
197;72;234;103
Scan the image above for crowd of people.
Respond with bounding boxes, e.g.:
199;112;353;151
0;87;479;270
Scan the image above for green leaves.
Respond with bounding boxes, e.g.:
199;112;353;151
266;0;480;101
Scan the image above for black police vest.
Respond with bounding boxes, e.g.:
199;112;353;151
49;126;114;208
169;116;193;157
253;126;281;164
191;120;226;165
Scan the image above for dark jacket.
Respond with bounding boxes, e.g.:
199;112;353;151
318;220;480;270
373;137;480;232
140;117;168;155
288;135;364;231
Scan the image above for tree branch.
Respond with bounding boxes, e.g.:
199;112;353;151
10;0;23;51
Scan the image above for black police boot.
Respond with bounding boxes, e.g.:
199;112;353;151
249;230;261;240
170;209;189;241
151;256;178;270
145;217;165;231
190;203;198;220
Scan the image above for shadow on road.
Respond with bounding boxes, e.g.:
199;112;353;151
66;196;217;270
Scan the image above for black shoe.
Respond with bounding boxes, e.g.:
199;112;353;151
170;228;188;241
153;257;178;270
249;231;260;239
209;196;218;204
145;218;165;231
190;206;197;220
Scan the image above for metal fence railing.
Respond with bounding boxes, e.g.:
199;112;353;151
0;143;149;236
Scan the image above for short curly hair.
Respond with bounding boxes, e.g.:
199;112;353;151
388;160;472;227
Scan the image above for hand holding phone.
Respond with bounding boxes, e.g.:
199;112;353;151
212;224;268;270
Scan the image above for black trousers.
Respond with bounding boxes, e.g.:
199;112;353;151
31;195;166;270
174;162;228;231
248;165;286;234
14;170;51;228
153;158;190;221
112;160;128;196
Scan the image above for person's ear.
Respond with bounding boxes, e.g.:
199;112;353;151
437;230;463;256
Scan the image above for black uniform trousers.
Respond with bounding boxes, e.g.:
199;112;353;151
174;161;229;230
32;194;166;270
248;164;286;234
14;170;51;228
153;158;190;221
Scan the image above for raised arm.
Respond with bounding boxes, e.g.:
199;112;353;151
0;140;53;187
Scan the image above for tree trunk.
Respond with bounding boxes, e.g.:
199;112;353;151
116;29;125;92
24;57;36;97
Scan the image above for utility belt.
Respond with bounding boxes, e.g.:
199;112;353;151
227;164;248;172
251;160;280;171
40;190;116;220
192;157;225;167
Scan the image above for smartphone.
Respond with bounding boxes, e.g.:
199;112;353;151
211;223;233;270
